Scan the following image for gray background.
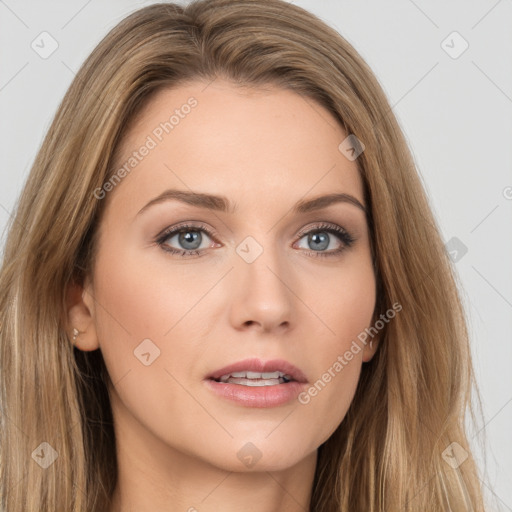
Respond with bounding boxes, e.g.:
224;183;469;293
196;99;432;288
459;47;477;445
1;1;511;510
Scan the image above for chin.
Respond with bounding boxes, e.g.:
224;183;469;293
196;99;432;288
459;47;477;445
197;434;317;473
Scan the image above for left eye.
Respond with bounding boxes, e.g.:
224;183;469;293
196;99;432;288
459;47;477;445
295;230;342;252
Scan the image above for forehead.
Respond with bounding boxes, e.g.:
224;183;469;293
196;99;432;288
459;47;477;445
107;79;364;214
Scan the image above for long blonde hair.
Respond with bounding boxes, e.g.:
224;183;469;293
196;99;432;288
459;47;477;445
0;1;486;510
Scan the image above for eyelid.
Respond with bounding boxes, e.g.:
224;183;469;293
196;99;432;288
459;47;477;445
296;222;350;239
155;222;219;243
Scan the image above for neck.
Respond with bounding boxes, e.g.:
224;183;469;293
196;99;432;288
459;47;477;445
109;444;316;512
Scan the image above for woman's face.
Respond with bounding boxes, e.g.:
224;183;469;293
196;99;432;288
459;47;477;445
81;79;377;472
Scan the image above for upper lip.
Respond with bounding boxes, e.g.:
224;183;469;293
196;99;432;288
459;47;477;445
207;358;308;383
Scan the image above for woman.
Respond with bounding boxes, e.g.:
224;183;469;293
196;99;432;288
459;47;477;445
0;0;486;510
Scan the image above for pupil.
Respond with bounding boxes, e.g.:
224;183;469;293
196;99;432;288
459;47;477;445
179;230;201;250
309;232;329;251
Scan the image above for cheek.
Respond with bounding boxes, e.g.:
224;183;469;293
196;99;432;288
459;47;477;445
326;263;376;343
310;246;376;353
296;254;376;439
89;240;203;388
92;241;208;339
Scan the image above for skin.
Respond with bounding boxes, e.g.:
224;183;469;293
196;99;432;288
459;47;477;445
67;79;379;512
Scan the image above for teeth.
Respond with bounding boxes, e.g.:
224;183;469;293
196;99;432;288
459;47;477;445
262;371;281;379
246;371;262;379
216;370;293;385
218;370;290;382
226;377;285;386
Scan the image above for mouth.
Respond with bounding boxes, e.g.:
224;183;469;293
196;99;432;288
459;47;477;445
204;358;308;407
213;370;294;386
206;358;308;386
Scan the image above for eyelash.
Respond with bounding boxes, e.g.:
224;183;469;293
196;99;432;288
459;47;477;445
155;222;356;258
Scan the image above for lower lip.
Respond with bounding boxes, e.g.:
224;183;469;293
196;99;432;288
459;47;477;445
204;379;307;408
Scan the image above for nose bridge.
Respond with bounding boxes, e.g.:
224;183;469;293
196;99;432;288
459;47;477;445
238;229;289;278
231;232;294;329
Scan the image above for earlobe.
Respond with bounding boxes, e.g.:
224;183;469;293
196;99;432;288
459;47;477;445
65;279;100;351
362;333;380;362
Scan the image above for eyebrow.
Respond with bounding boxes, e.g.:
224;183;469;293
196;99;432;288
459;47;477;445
137;189;367;216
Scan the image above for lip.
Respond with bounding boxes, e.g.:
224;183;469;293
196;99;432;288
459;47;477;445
204;358;308;408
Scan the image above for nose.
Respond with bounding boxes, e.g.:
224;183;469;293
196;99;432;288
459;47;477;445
228;240;295;333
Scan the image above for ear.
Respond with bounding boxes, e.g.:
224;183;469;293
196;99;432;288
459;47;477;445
361;331;380;362
65;277;100;351
361;311;383;363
